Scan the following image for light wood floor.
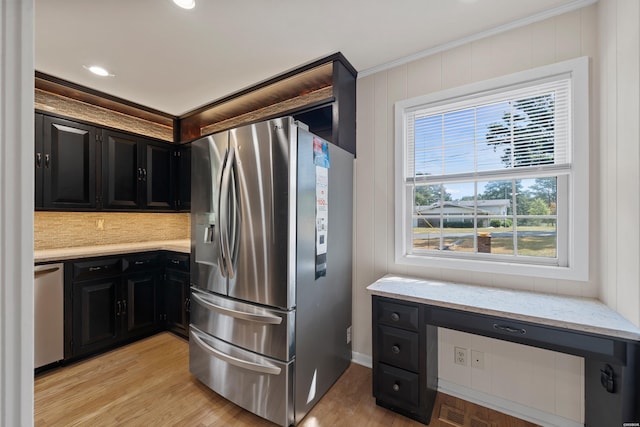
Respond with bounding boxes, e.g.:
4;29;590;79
35;332;539;427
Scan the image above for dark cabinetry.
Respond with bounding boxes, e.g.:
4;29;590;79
35;113;185;212
65;251;190;360
68;253;162;358
372;296;434;424
163;252;190;337
101;129;174;211
35;114;97;209
175;145;191;211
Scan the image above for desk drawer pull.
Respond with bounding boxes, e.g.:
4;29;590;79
493;324;526;335
390;312;400;322
392;383;400;392
391;345;400;354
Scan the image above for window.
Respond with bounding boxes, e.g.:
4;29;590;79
395;57;589;281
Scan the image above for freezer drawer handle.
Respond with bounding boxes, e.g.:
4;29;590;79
192;292;282;325
191;330;281;375
34;266;60;278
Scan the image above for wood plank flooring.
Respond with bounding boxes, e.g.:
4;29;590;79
35;332;539;427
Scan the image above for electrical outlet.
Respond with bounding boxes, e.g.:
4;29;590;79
346;326;352;344
454;347;467;366
471;350;484;369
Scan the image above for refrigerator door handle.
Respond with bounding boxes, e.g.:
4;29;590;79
217;149;230;277
219;147;236;279
191;329;282;375
228;151;241;275
191;291;283;325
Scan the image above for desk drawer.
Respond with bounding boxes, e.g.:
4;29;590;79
376;363;420;412
429;307;627;364
376;298;419;331
378;325;419;372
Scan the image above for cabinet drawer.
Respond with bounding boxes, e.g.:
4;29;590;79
376;363;420;412
428;307;627;364
376;298;419;331
378;325;419;372
122;252;161;273
73;257;121;281
165;252;189;271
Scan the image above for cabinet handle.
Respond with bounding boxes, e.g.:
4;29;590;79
44;154;50;168
134;260;148;265
116;301;122;316
171;259;180;264
493;324;526;335
122;300;127;313
392;383;400;392
88;266;102;272
142;168;147;181
137;167;143;181
36;153;42;168
391;345;400;354
390;312;400;322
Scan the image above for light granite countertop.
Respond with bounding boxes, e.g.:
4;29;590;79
35;239;190;263
367;274;640;341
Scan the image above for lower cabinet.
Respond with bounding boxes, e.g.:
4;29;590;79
72;277;121;357
67;251;189;360
163;252;190;338
372;296;433;424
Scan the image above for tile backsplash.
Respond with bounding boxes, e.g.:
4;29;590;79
34;212;190;250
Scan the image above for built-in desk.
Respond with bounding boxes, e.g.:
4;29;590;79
367;275;640;427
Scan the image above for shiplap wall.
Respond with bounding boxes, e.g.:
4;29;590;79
353;5;602;425
598;0;640;328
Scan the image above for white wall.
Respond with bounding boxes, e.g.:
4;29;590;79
598;0;640;327
0;0;35;426
353;5;603;425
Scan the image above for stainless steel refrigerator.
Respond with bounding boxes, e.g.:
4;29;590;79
189;116;353;426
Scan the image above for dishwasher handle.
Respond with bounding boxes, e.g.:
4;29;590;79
34;266;61;278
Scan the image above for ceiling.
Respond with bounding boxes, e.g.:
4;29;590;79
35;0;585;116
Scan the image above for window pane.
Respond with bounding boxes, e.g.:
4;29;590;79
477;180;513;215
442;224;474;253
516;218;557;258
480;224;515;255
413;217;441;251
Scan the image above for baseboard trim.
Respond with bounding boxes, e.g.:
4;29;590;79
438;380;583;427
351;351;372;368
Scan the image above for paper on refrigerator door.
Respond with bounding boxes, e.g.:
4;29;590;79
314;137;329;279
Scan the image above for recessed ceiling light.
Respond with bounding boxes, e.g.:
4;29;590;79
173;0;195;9
83;65;113;77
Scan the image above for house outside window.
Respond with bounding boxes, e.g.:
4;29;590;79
394;57;589;281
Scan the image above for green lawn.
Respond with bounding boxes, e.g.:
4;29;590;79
413;226;556;257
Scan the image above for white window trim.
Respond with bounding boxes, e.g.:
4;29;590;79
394;56;589;281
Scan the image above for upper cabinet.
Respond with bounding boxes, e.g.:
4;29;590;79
101;130;175;211
35;113;182;212
176;144;191;212
35;114;97;210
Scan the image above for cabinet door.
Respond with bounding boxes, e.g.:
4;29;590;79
124;272;159;338
177;145;191;211
164;270;189;336
102;130;142;210
72;278;120;357
42;116;97;209
144;142;174;210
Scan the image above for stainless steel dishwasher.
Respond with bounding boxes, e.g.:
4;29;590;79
34;263;64;369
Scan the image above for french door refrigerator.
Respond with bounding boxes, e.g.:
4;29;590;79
189;116;353;426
